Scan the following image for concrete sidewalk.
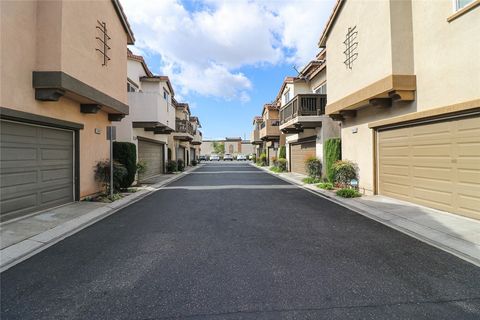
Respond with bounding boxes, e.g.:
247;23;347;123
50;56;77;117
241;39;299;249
254;164;480;267
0;165;202;272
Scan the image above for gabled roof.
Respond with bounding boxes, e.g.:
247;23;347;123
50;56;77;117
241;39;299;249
173;99;191;115
190;116;202;128
252;115;263;124
300;50;327;80
112;0;135;45
127;49;153;77
318;0;345;48
274;76;305;103
127;49;176;96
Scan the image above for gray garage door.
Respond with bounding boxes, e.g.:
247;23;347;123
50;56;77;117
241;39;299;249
177;146;185;162
0;120;74;221
138;139;163;180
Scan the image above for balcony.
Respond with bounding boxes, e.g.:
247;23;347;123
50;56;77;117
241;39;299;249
250;128;263;145
128;92;175;133
173;119;195;141
259;119;280;141
279;94;327;133
192;130;202;145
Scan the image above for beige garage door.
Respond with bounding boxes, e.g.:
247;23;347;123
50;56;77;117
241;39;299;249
290;141;316;175
138;140;163;180
378;116;480;219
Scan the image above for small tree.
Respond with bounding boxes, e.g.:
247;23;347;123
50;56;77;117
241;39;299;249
332;160;358;188
277;158;287;172
94;160;127;194
305;156;322;179
278;145;286;159
324;138;341;183
213;141;225;155
113;142;137;189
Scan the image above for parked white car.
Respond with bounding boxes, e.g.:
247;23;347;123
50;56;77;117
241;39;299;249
223;153;234;161
210;154;220;161
236;154;247;161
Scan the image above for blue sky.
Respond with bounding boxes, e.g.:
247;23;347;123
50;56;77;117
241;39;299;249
122;0;335;140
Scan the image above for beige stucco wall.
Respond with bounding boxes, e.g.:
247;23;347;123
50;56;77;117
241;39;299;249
36;0;128;104
1;0;129;198
326;0;394;104
411;0;480;110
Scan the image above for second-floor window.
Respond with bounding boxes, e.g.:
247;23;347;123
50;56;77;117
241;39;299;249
164;90;169;101
283;90;291;104
315;83;327;94
455;0;474;10
127;82;136;92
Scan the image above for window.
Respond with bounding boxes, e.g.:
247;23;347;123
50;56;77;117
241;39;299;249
455;0;474;10
127;82;136;92
315;83;327;94
283;90;291;104
164;90;169;101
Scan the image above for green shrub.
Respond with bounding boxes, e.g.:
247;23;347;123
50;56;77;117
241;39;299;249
136;161;147;175
251;154;256;162
332;160;358;188
177;159;185;171
305;156;322;178
317;182;334;190
166;160;178;173
271;156;278;167
324;138;341;183
277;158;287;172
94;160;128;193
270;166;281;173
191;159;198;166
259;153;267;166
279;145;286;159
113;142;137;188
302;177;322;184
336;188;361;198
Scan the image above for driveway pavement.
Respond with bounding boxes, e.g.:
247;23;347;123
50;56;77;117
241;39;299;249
1;162;480;319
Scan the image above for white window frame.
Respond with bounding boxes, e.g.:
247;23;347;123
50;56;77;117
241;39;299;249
283;89;291;104
453;0;474;11
314;82;327;94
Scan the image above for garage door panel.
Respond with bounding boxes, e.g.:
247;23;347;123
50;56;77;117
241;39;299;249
380;164;409;176
138;140;163;180
412;166;452;181
0;194;38;215
290;141;316;175
378;115;480;219
1;120;74;221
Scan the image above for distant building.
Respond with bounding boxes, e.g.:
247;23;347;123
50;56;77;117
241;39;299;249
201;137;254;156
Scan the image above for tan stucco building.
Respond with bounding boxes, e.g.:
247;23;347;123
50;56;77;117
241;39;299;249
0;0;134;221
278;53;341;175
320;0;480;218
116;50;176;181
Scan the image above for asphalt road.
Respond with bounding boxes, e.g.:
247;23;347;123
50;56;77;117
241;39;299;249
2;162;480;319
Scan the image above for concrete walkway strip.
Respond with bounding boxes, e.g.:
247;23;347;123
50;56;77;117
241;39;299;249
252;163;480;267
0;165;204;272
160;185;299;190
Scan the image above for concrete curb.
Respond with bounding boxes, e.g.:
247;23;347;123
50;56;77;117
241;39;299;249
252;163;480;267
0;165;203;272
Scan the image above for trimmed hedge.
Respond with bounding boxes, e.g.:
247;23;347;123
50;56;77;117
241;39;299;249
305;156;322;178
324;138;341;183
113;142;137;188
177;159;185;171
166;160;177;173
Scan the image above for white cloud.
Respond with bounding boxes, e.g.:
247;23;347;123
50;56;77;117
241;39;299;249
121;0;334;101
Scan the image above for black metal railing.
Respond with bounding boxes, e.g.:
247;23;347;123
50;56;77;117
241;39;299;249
176;119;195;135
279;94;327;125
